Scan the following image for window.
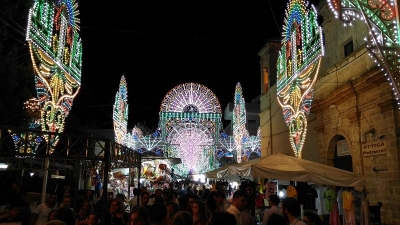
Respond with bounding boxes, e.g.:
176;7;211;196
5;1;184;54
344;40;353;57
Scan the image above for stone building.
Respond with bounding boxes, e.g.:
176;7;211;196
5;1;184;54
258;1;400;224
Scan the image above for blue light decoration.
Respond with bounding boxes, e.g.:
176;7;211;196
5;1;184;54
276;0;324;158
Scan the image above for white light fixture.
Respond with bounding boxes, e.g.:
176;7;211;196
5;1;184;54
0;163;8;169
30;172;34;177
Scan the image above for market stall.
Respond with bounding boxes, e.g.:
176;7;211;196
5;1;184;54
206;153;365;187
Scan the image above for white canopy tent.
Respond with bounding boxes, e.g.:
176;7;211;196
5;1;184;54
206;153;365;187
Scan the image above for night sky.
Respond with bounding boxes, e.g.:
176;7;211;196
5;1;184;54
72;0;321;130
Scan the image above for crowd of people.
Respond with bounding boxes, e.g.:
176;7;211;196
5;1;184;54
0;179;324;225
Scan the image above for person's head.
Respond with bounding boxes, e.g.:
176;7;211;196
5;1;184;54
282;197;301;222
231;190;247;211
268;194;280;206
170;211;193;225
139;187;147;194
47;193;58;206
133;188;139;196
86;213;99;225
110;198;125;215
80;199;93;214
7;203;20;219
148;203;167;224
63;196;72;208
213;190;226;206
303;211;322;225
129;206;150;225
154;188;163;197
209;211;236;225
187;195;196;208
116;193;126;202
54;206;75;225
48;209;58;221
163;189;169;199
86;190;92;198
191;200;207;217
165;201;179;221
140;192;150;206
266;213;286;225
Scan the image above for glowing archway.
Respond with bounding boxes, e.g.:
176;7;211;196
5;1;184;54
159;82;223;176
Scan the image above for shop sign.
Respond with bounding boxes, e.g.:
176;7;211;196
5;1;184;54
362;140;387;156
337;139;350;156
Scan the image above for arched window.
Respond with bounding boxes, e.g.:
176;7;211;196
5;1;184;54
333;136;353;172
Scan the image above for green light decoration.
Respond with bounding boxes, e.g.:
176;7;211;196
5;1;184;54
113;76;129;144
232;82;247;163
277;0;324;158
24;0;82;152
326;0;400;108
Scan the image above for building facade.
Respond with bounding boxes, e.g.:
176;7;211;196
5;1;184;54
259;1;400;224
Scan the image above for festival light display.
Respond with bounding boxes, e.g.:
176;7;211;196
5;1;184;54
243;128;261;160
326;0;400;108
159;83;223;176
113;76;129;144
232;83;247;163
277;0;324;158
113;80;260;177
217;135;236;161
23;0;82;150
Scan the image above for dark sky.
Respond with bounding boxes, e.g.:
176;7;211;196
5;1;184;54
72;0;320;130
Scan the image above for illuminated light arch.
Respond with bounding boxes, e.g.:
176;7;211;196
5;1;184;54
326;0;400;108
160;82;222;113
233;82;247;163
113;76;129;144
24;0;82;151
166;123;215;175
277;0;324;158
158;82;223;176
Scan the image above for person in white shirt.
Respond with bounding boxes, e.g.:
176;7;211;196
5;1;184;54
262;194;282;225
226;190;247;225
129;187;147;210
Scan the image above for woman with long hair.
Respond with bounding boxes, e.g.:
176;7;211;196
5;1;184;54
105;198;129;225
192;200;208;225
75;199;94;225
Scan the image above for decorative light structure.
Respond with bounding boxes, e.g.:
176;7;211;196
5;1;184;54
276;0;324;158
24;0;82;149
113;76;129;144
113;80;260;177
243;128;262;159
326;0;400;108
217;135;236;161
158;82;223;176
232;82;247;163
